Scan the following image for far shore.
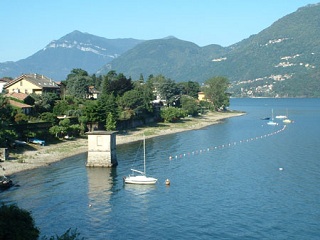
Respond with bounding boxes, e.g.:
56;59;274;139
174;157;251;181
1;111;244;176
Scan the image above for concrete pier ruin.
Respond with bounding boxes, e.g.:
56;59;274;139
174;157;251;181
86;131;118;168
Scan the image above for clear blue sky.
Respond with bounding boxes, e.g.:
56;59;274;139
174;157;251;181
1;0;319;62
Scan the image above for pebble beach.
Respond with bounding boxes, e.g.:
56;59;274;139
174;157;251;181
1;111;244;176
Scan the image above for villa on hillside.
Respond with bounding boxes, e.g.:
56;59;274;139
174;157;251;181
4;73;60;95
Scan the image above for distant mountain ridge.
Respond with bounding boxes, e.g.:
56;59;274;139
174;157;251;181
0;30;144;80
1;3;320;97
97;37;228;82
100;3;320;97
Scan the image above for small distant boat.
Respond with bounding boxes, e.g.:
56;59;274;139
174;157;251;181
267;120;278;126
0;176;13;190
261;117;270;120
267;109;278;126
283;119;292;123
275;115;287;119
124;136;158;185
275;109;288;119
283;109;292;124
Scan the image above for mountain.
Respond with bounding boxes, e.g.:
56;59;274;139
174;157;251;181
97;37;229;81
0;30;144;80
99;3;320;97
224;3;320;97
2;3;320;97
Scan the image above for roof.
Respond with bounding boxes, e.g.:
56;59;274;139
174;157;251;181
5;92;29;101
0;78;12;83
9;99;32;109
5;74;59;89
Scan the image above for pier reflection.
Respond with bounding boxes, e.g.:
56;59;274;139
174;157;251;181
86;167;114;211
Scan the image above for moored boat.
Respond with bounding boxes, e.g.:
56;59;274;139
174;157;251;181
267;109;278;126
0;176;13;190
124;136;158;185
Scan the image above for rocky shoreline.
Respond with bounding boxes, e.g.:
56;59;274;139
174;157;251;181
1;111;244;176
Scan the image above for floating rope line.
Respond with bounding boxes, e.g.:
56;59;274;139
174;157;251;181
168;124;287;160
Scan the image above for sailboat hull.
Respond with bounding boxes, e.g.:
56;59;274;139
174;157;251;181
124;175;157;185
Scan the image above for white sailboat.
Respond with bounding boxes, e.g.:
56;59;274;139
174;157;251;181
275;115;287;119
276;109;287;119
283;109;292;124
124;136;158;185
267;109;278;126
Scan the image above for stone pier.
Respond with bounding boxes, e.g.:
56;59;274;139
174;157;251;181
0;148;8;161
86;131;118;168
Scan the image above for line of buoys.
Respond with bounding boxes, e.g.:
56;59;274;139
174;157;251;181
169;125;287;160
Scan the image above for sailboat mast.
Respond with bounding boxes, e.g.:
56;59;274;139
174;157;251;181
143;136;146;175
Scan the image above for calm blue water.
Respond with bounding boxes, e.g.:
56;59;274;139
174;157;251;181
1;98;320;239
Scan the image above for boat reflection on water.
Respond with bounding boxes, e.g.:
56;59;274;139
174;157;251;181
124;183;156;196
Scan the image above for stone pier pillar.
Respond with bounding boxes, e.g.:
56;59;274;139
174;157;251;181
0;148;8;161
86;131;118;167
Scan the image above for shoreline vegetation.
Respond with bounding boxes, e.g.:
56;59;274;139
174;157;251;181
1;111;244;176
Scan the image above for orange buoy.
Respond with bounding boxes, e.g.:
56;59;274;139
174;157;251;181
165;179;170;185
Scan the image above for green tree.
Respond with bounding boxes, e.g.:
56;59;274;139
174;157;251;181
70;76;91;99
66;68;88;79
78;115;88;134
117;89;143;113
0;94;17;146
177;81;200;99
82;100;100;123
105;112;116;131
14;112;28;124
49;125;64;138
69;124;82;137
148;75;179;104
59;118;71;136
53;100;71;116
202;76;230;111
31;92;60;114
40;112;57;123
49;118;72;138
91;74;103;90
64;69;93;99
0;203;40;240
117;81;155;120
180;95;200;116
101;71;133;96
0;203;84;240
160;106;187;122
42;228;84;240
96;93;117;122
139;73;144;83
134;80;155;113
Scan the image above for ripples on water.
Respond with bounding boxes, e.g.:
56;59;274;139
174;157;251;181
1;98;320;239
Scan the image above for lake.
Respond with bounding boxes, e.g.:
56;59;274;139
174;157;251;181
1;98;320;239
